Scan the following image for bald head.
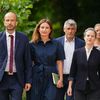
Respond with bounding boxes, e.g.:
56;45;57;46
4;12;17;21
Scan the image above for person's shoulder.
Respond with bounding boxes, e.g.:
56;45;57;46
16;31;29;40
0;31;5;35
29;41;37;47
75;37;85;46
52;38;63;47
0;31;5;39
52;38;60;43
29;41;35;45
56;35;64;41
94;46;100;52
75;46;84;53
75;37;84;42
0;32;3;34
0;32;3;37
93;47;100;58
16;31;27;37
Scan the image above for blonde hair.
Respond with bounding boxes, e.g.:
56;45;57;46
31;19;53;43
84;27;96;38
94;23;100;29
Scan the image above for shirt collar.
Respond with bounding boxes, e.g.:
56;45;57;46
6;30;15;37
85;46;93;53
37;38;53;44
64;35;75;42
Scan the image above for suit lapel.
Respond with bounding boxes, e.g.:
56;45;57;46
87;47;95;61
0;32;8;71
61;36;64;46
15;32;20;55
75;37;79;49
2;32;7;53
81;47;88;65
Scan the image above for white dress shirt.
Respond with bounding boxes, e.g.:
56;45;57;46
63;36;75;74
85;47;93;60
5;31;16;72
85;47;93;80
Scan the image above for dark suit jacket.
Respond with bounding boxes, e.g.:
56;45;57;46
69;47;100;91
56;36;85;50
0;31;32;87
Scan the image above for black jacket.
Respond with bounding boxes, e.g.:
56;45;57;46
69;47;100;91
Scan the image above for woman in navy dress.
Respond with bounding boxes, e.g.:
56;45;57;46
27;19;65;100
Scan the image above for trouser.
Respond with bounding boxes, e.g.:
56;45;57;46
75;81;100;100
0;72;23;100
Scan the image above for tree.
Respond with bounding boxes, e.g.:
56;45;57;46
29;0;62;37
0;0;35;38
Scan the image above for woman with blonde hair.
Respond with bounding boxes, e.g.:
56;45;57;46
67;28;100;100
94;23;100;50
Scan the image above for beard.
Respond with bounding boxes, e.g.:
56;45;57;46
6;25;16;31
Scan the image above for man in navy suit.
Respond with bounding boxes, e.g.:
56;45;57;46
56;19;85;100
0;12;32;100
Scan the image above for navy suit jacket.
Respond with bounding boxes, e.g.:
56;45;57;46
0;31;32;87
56;36;85;50
70;47;100;90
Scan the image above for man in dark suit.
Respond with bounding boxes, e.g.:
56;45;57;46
0;12;32;100
56;19;85;100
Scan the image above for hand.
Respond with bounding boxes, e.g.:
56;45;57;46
24;83;31;91
56;79;63;88
67;86;72;96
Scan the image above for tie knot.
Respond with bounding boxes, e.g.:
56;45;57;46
9;35;14;38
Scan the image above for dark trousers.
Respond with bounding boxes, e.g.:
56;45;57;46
56;74;74;100
75;89;100;100
0;73;23;100
75;81;100;100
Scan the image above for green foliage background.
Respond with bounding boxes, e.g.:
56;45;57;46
0;0;36;39
1;0;100;39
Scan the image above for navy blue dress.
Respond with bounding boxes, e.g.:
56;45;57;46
27;39;65;100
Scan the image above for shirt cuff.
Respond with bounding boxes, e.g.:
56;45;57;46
68;77;74;81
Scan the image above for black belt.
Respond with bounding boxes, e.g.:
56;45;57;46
63;74;69;77
4;72;17;76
